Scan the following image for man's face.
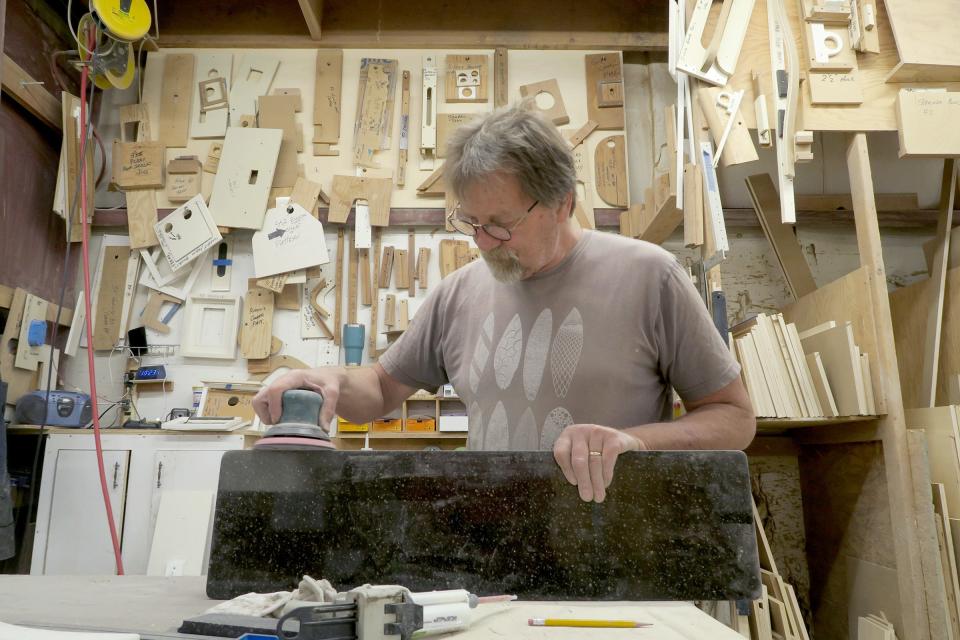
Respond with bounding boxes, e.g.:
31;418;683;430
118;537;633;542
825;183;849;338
458;172;569;282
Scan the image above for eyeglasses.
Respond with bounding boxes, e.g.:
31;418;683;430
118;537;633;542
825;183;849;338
447;200;539;241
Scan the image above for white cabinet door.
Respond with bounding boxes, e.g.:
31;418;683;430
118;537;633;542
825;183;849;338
42;449;129;574
145;449;227;576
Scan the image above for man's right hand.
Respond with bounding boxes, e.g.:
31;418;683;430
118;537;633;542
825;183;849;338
252;368;342;428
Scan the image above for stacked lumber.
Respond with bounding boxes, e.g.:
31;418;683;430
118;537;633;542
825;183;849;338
730;313;876;418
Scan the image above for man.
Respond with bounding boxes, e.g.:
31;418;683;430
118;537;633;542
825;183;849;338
253;104;755;504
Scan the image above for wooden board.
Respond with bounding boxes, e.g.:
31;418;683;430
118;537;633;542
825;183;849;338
407;230;416;297
354;61;393;167
290;177;324;217
142;292;181;334
230;54;279;125
906;408;960;516
208;127;283;229
746;174;817;299
896;90;960;158
594;135;628;207
190;54;231;139
781;265;884;413
394;249;410;290
258;94;302;188
348;234;359;324
683;163;704;248
154;195;221;273
800;322;867;416
92;245;130;351
417;247;430;290
445;54;488;103
13;294;48;371
494;48;508;108
334;228;344;345
117;104;159;249
805;352;839;416
328;175;393;226
239;288;275;359
60;93;92;244
159;54;194;148
0;289;37;403
807;71;864;105
884;0;960;81
698;86;758;168
519;78;570;125
111;141;165;190
314;49;343;152
935;481;960;639
584;52;625;130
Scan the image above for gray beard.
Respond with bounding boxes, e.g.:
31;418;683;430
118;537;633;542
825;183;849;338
480;246;525;283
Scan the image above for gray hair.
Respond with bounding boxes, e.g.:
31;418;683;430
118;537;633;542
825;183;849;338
445;101;577;215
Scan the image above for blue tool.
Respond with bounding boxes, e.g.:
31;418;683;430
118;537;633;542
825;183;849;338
27;320;46;347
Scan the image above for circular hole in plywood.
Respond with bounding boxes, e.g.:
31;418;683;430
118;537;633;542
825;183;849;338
227;396;239;406
205;86;216;98
535;91;555;111
461;87;474;98
183;209;193;220
606;139;616;149
164;223;173;233
208;69;219;78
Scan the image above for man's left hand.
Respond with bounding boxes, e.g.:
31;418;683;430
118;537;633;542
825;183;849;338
553;424;646;503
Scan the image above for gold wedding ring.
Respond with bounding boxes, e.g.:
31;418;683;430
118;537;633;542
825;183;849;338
589;451;602;457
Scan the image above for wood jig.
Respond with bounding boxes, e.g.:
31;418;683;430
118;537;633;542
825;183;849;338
154;194;222;273
179;295;240;360
239;287;275;359
190;53;232;139
445;54;488;103
208;126;283;229
398;70;411;186
230;55;280;125
328;175;393;226
159;53;194;148
117;103;160;248
165;156;202;203
420;55;439;169
258;93;302;188
594;135;628;207
313;50;343;156
585;53;625;130
252;202;329;278
353;58;398;168
676;0;756;86
519;79;570;125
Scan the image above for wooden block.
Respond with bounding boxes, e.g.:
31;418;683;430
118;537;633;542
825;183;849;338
276;283;300;311
208;127;283;230
92;245;130;351
445;54;488;103
416;163;446;196
111;141;165;190
634;174;682;245
384;294;396;327
379;246;395;288
437;113;482;158
519;79;570;125
454;241;479;270
594;135;628;207
566;120;598;150
439;240;457;278
256;273;288;293
397;298;409;331
0;290;38;402
417;247;430;289
239;288;275;359
896;90;960;158
359;249;372;306
807;71;864;105
159;53;194;148
494;48;508;108
585;53;625;130
800;21;857;72
203;142;223;174
884;0;960;82
328;175;393;226
394;249;409;290
746;174;817;299
407;230;416;297
698;86;759;168
313;50;343;148
14;294;48;371
165;156;202;203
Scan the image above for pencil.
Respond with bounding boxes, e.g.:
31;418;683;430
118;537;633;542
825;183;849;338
527;618;651;628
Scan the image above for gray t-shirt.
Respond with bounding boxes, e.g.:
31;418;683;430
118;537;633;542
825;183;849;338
379;230;740;451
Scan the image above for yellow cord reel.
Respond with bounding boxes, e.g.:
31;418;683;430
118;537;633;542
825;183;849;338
78;0;152;90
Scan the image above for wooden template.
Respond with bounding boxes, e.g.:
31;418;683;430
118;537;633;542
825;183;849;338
301;277;332;339
584;53;625;130
379;245;395;288
698;86;758;167
896;90;960;158
494;48;508;108
566;120;598;150
370;230;382;351
154;194;222;273
397;298;409;331
801;21;857;72
394;249;410;290
229;54;280;125
407;230;416;297
677;0;756;86
420;55;439;169
384;294;396;328
417;247;431;290
0;290;37;401
256;274;287;294
398;70;410;187
139;245;205;301
594;135;628;207
746;174;817;299
252;202;329;278
239;287;275;359
203;141;223;174
353;59;397;167
328;175;393;226
198;77;228;111
165;156;202;203
142;292;181;334
359;249;372;306
683;162;704;248
190;53;232;139
14;293;48;370
179;295;240;359
571;139;596;230
347;234;359;324
445;54;488;103
111;140;165;190
313;50;343;156
290;177;324;217
91;245;129;352
159;53;194;148
118;103;159;249
208;127;283;229
258;94;302;188
519;79;570;125
416;163;445;196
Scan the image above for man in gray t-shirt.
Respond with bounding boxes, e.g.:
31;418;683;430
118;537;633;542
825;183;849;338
254;104;755;503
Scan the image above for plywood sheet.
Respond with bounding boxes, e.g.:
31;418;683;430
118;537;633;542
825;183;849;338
884;0;960;82
92;245;130;351
896;90;960;158
208;127;283;229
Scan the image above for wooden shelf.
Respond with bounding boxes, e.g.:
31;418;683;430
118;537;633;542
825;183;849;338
335;432;467;439
757;415;879;430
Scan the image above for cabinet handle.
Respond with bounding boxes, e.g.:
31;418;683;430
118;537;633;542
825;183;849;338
157;461;163;489
112;462;120;490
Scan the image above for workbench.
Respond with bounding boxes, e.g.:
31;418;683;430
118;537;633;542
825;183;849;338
0;576;745;639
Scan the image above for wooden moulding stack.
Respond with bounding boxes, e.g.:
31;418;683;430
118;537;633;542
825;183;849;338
731;310;875;419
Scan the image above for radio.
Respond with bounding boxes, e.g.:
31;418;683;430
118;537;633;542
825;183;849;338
15;391;92;428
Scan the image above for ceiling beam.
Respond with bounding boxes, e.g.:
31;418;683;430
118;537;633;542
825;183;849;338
1;54;62;131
